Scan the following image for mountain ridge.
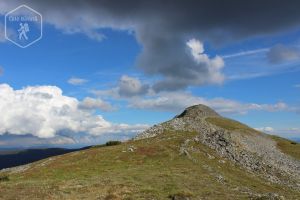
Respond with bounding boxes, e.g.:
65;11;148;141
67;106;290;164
136;104;300;188
0;104;299;199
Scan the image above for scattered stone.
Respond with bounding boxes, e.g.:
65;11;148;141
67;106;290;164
128;146;136;152
207;153;215;160
218;160;226;164
249;192;283;200
216;174;226;184
135;104;300;188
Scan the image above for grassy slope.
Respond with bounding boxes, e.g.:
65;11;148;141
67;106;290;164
271;136;300;160
206;117;300;160
206;117;259;133
0;131;299;199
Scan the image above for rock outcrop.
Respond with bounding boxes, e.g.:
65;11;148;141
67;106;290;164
135;104;300;188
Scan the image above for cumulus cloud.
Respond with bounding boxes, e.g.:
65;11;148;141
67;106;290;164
128;91;289;115
68;77;88;85
267;44;300;64
79;97;115;111
2;1;300;90
255;127;275;133
0;84;148;138
118;75;149;97
147;38;225;92
87;123;149;137
255;127;300;139
94;75;149;98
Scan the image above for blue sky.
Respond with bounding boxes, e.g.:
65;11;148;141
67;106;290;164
0;1;300;148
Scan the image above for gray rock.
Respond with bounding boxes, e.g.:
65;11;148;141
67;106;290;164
135;104;300;188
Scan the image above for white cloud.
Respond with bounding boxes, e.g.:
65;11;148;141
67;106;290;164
0;134;77;147
79;97;115;112
128;91;289;115
255;127;275;133
0;84;148;138
222;48;269;59
255;127;300;139
150;39;225;92
48;136;76;145
186;39;225;85
68;77;88;85
88;123;150;136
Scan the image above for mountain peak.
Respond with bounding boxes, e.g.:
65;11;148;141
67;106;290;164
136;104;300;189
175;104;220;119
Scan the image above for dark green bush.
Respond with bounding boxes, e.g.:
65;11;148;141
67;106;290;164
291;142;297;145
105;141;122;146
93;141;122;149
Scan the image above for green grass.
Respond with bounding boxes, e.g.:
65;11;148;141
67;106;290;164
270;136;300;160
206;117;259;134
0;131;299;199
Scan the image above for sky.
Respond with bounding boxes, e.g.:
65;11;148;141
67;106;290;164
0;0;300;148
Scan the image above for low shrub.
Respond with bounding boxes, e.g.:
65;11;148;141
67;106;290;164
291;142;297;145
105;141;122;146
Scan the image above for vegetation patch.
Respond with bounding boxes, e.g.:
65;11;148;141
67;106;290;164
271;136;300;160
206;117;258;134
0;127;299;199
105;141;122;146
93;141;122;148
136;146;158;157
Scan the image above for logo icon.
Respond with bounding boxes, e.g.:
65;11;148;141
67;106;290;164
5;5;42;48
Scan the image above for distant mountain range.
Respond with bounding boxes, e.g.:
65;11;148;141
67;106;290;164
0;147;89;170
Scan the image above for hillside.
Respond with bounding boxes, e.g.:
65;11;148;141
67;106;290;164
0;105;299;199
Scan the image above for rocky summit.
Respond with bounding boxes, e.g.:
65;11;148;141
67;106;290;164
136;104;300;188
0;104;299;199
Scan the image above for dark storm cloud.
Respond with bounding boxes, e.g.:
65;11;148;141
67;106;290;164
2;0;300;91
